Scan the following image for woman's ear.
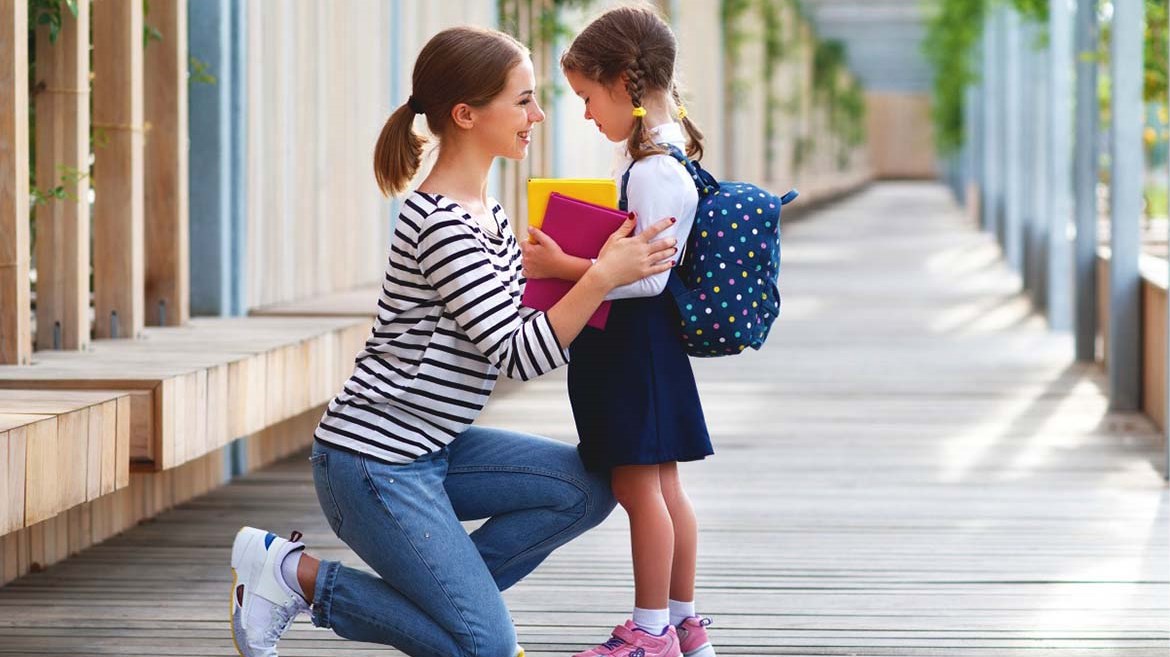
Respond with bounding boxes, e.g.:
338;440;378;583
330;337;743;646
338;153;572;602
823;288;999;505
451;102;475;130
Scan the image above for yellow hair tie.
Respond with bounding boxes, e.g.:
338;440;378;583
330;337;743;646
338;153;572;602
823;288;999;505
632;106;647;118
677;106;688;120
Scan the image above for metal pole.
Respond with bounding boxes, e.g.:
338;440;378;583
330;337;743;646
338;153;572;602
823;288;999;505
1108;0;1144;410
1003;8;1024;273
1073;0;1099;361
1048;0;1074;331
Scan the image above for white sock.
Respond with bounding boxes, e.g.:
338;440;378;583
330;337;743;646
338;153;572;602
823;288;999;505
669;599;696;626
632;606;670;634
280;549;308;603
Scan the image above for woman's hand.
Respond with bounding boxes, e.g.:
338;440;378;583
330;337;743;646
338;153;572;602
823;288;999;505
591;214;678;289
521;228;566;280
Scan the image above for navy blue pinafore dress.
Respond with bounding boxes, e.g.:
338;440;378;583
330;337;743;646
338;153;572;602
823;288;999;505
567;147;713;473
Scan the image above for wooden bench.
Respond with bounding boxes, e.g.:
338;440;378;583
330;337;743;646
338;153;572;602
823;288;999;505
249;285;381;318
0;316;370;471
0;390;130;533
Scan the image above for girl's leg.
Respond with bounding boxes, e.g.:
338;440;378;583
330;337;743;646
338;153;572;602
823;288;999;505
659;462;697;603
307;443;518;657
611;464;674;611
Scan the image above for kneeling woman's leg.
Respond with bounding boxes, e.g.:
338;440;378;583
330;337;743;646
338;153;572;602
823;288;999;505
443;426;617;590
310;442;518;657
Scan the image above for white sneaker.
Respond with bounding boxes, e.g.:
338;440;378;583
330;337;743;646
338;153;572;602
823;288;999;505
230;527;310;657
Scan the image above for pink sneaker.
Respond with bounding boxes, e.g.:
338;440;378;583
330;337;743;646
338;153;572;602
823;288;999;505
676;616;715;657
573;620;681;657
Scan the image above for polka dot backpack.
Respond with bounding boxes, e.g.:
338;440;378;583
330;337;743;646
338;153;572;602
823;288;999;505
620;145;798;357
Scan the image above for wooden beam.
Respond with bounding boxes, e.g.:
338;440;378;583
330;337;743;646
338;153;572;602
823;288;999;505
144;0;189;327
0;0;31;365
33;0;91;351
92;0;145;340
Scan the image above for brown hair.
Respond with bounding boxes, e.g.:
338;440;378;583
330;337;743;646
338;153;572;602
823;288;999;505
560;4;704;162
373;26;528;196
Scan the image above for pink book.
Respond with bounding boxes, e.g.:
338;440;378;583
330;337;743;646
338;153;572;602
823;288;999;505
522;192;629;330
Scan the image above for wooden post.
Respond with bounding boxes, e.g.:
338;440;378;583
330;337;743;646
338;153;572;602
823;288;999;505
92;0;146;340
34;0;91;351
0;0;31;365
144;0;190;327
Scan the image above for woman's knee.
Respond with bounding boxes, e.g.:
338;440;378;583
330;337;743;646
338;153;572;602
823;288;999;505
580;469;617;528
455;622;517;657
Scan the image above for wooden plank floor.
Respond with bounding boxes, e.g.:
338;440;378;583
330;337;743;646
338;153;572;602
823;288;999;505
0;182;1167;656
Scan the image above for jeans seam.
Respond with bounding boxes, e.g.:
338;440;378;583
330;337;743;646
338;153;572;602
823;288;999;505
449;465;595;577
358;454;481;657
311;559;340;628
314;452;346;534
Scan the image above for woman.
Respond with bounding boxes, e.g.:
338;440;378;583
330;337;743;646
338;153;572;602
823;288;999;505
228;25;679;657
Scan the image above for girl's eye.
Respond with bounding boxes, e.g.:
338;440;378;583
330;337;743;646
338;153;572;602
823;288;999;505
520;99;531;106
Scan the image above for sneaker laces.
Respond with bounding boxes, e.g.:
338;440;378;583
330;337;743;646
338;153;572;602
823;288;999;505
264;598;304;643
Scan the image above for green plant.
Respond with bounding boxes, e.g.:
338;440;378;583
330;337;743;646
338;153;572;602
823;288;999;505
922;0;986;154
189;56;216;85
29;0;78;44
497;0;594;107
721;0;754;103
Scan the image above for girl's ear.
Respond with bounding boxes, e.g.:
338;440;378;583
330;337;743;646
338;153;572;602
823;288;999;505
451;102;475;130
609;77;632;103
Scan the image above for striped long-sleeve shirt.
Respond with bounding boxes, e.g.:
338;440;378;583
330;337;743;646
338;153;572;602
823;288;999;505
314;191;569;464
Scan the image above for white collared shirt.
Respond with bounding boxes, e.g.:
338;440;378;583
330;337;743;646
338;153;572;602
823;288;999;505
604;122;699;301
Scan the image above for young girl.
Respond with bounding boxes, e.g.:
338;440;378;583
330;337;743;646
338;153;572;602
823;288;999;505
227;26;680;657
522;6;716;657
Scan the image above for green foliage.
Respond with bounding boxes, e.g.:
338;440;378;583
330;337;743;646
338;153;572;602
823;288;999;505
30;165;89;206
812;39;845;101
497;0;594;107
189;56;216;86
922;0;986;154
1008;0;1048;23
29;0;78;44
1145;0;1167;103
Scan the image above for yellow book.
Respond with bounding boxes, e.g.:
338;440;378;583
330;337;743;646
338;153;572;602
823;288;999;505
526;178;619;232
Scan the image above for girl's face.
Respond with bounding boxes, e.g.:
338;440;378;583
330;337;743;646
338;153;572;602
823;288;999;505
564;69;634;143
469;57;545;160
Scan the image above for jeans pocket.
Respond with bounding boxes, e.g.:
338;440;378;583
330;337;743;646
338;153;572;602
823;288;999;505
310;451;345;535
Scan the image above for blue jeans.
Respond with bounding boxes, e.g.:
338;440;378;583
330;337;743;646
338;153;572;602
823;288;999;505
308;426;616;657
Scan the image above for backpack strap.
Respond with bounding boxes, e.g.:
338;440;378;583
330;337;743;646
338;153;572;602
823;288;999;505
666;270;689;298
780;189;799;205
618;144;719;211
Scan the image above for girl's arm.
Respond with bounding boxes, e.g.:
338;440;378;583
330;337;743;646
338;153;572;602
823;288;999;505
543;217;676;347
604;158;693;300
521;228;594;282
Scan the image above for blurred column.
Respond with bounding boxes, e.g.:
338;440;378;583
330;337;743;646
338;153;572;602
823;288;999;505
982;9;1002;236
1108;0;1143;410
1003;7;1024;272
1073;0;1099;361
1047;0;1074;331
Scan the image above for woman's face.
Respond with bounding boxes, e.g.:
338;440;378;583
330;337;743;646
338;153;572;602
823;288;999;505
471;57;546;160
564;69;633;143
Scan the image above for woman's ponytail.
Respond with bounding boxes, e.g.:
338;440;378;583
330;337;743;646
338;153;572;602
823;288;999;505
373;102;427;197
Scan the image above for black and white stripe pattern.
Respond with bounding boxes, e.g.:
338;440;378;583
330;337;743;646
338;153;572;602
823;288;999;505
315;192;569;464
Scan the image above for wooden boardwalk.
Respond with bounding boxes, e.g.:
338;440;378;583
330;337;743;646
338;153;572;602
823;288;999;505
1;182;1167;656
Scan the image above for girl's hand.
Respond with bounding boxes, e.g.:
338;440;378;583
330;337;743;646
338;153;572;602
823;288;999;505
521;228;566;280
592;214;678;289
